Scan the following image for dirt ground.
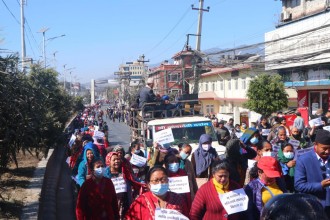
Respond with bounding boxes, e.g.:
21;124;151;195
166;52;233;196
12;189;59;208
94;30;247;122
0;151;40;219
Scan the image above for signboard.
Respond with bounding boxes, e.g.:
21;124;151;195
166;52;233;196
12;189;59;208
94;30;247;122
112;177;127;194
265;12;330;70
168;176;190;194
130;154;147;167
155;122;211;132
155;208;189;220
219;188;249;215
154;128;174;145
309;117;323;127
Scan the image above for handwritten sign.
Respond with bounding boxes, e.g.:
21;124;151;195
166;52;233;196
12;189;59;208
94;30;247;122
289;139;300;149
261;129;270;136
155;208;189;220
294;147;313;160
130;154;147;167
219;188;249;215
154;128;174;145
112;177;127;194
309;117;323;127
93;130;105;139
68;134;76;148
168;176;190;194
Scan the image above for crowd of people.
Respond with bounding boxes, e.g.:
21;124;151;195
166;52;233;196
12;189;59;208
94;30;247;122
66;103;330;220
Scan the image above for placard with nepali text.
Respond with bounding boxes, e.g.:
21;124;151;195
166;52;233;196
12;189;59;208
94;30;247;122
130;154;147;167
294;147;313;160
168;176;190;194
219;188;248;215
112;177;127;194
155;208;189;220
288;139;300;149
154;128;174;146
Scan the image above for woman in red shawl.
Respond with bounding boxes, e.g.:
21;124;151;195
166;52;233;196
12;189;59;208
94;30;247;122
76;160;119;220
125;166;189;220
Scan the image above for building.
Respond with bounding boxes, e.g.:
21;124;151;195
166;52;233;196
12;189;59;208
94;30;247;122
149;48;203;97
265;0;330;116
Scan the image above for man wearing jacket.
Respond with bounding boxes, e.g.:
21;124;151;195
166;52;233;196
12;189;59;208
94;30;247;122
295;129;330;217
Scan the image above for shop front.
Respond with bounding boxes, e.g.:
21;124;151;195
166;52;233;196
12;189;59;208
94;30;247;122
297;89;330;116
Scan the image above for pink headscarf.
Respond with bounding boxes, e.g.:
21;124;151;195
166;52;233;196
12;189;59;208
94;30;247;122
105;152;118;166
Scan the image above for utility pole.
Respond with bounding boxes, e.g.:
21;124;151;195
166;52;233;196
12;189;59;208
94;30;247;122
137;54;150;86
39;28;49;68
192;0;210;51
20;0;26;71
63;64;67;91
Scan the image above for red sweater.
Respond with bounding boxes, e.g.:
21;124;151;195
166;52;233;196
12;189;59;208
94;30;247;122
190;179;241;220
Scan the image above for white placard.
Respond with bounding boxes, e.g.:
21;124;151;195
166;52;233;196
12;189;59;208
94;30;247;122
235;132;243;138
219;188;249;215
93;130;105;139
261;129;270;136
272;144;280;153
112;177;127;194
309;117;323;127
168;176;190;194
130;154;147;167
288;139;300;149
154;128;175;145
155;208;189;220
68;134;76;148
323;126;330;132
94;125;99;131
247;159;256;168
294;147;313;160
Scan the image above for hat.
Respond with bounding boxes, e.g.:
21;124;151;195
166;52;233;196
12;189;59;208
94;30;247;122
162;95;170;101
257;156;281;178
146;78;154;84
315;129;330;145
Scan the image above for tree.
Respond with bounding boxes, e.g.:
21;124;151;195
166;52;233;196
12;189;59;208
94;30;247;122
243;73;288;117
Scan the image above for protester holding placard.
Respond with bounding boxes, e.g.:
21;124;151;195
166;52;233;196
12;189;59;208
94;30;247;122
76;160;119;220
125;166;189;219
294;129;330;218
244;156;286;219
164;154;192;208
277;143;296;192
104;152;145;219
258;116;271;141
190;161;243;220
179;144;198;201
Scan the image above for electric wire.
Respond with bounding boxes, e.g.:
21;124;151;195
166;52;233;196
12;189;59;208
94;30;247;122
1;0;20;24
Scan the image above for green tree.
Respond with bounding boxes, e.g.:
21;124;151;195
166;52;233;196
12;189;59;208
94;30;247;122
243;73;288;117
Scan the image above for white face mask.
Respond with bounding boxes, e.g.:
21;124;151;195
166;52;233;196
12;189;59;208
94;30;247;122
262;151;273;157
202;144;210;151
283;152;294;159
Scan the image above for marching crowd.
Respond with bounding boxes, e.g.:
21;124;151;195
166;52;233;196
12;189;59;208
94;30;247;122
66;104;330;220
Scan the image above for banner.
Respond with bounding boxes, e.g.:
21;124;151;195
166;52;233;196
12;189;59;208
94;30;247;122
130;154;147;167
168;176;190;194
155;208;189;220
219;188;249;215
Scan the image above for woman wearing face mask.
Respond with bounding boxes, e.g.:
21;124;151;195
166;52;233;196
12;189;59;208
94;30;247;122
244;156;286;219
191;134;219;186
277;143;296;192
190;161;242;220
125;166;189;219
104;152;145;220
76;160;119;220
129;140;145;157
128;141;147;180
223;139;257;187
179;144;198;201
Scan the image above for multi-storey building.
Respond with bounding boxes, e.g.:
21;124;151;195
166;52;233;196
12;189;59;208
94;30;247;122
265;0;330;116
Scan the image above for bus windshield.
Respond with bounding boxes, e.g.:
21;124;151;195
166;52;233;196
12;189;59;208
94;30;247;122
154;121;218;145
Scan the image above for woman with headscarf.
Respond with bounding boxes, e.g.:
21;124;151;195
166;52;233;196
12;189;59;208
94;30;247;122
76;160;119;220
223;139;257;187
191;134;219;187
76;143;101;187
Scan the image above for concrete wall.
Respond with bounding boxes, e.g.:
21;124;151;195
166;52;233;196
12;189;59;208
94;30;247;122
282;0;327;21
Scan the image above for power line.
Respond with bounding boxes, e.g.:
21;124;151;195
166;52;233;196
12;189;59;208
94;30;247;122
1;0;20;24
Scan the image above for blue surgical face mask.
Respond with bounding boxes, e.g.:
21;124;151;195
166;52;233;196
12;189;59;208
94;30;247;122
180;151;189;160
250;137;259;145
94;167;105;178
150;183;169;196
283;152;294;159
168;163;179;173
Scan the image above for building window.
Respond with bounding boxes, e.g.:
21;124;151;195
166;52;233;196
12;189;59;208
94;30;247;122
234;79;238;90
221;105;225;113
220;80;223;90
206;104;214;113
242;78;246;89
205;83;209;91
228;80;231;90
169;73;179;82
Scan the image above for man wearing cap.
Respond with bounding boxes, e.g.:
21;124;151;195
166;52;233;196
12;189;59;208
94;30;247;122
244;156;286;219
295;129;330;216
137;78;157;111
